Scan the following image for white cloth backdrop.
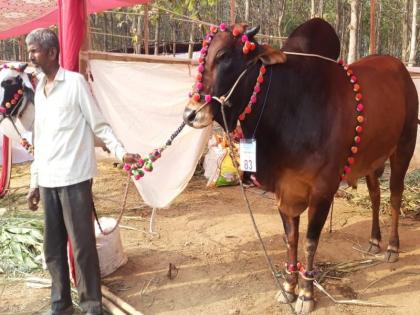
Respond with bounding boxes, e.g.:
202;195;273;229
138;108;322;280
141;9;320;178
89;59;211;208
408;67;420;168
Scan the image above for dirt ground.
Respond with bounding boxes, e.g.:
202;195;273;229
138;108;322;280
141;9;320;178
1;159;420;315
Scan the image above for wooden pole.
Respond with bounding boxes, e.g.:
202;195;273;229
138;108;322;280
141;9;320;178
230;0;236;25
369;0;376;55
102;297;127;315
102;285;145;315
79;0;91;79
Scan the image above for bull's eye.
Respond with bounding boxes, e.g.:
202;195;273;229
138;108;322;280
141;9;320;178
215;50;231;63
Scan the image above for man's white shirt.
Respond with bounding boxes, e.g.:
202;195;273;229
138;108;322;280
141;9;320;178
30;67;126;188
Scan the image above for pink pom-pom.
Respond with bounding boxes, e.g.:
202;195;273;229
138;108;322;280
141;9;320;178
196;82;204;91
250;95;257;104
123;163;131;171
219;23;226;31
205;94;212;103
198;64;204;73
356;103;364;112
344;166;351;174
137;159;145;168
134;174;141;180
200;47;207;54
254;85;261;93
350;75;357;83
241;34;248;43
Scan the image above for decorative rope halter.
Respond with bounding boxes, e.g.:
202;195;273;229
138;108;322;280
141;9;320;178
188;23;258;105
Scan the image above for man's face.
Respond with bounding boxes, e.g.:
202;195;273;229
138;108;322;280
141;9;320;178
27;43;49;70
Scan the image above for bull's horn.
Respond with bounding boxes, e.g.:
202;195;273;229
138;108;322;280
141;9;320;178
244;26;260;39
18;63;28;72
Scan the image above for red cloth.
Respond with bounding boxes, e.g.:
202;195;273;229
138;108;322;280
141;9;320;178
57;0;86;72
0;0;149;40
57;0;87;282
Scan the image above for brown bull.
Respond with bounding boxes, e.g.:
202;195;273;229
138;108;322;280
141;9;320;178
183;18;419;313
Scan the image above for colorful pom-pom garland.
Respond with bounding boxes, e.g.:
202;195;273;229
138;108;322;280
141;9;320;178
123;148;163;181
0;88;23;113
19;138;34;154
1;63;24;72
338;59;365;182
238;65;266;121
189;23;257;105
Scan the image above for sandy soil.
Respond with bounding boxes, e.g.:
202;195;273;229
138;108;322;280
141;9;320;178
1;160;420;315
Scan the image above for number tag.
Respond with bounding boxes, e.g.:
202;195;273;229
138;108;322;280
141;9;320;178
239;138;257;172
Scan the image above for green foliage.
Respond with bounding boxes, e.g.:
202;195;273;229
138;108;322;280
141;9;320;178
0;217;44;274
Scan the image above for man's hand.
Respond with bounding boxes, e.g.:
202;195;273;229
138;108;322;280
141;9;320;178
123;153;141;164
27;188;40;211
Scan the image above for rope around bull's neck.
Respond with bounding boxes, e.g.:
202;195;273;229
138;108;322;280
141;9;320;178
282;51;338;63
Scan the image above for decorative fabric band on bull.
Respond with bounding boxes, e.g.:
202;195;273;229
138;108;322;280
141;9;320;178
189;23;257;104
337;60;365;182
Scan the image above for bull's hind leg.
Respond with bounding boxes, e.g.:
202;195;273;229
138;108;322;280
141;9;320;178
365;172;382;254
295;194;332;314
276;212;299;304
385;124;417;263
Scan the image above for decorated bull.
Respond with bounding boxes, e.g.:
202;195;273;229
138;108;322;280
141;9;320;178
183;18;418;313
0;62;35;197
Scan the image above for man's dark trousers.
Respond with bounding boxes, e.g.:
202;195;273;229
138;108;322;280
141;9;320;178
40;180;102;313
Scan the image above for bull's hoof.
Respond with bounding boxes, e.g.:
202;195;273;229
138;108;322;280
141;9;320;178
367;241;381;254
275;290;297;303
294;296;315;314
384;249;399;263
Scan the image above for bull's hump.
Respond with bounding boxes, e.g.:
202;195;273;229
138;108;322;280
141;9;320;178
282;18;340;60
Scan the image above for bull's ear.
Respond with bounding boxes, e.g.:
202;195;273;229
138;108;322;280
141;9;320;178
257;45;287;65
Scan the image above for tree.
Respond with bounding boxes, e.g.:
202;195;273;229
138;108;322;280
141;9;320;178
347;0;359;63
408;0;418;66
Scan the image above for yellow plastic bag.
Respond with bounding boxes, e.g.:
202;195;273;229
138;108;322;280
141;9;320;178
214;149;240;187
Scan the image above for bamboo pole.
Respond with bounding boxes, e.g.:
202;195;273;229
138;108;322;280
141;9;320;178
101;285;144;315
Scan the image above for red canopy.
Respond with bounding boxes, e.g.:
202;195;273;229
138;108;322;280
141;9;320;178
0;0;149;40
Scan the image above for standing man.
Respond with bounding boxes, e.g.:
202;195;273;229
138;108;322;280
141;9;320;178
25;28;138;315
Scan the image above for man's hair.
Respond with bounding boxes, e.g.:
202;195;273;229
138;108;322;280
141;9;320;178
25;28;60;60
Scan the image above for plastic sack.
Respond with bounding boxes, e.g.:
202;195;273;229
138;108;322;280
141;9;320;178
94;217;128;277
203;135;240;187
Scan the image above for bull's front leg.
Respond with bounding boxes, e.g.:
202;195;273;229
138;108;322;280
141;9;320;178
276;212;300;304
295;195;332;314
